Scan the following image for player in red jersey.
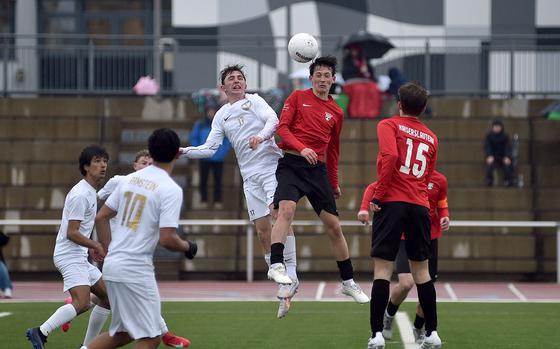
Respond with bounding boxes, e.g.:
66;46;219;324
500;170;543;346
358;170;449;344
366;82;442;349
267;56;368;304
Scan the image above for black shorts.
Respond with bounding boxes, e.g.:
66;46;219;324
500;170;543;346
273;153;338;216
395;239;439;282
371;201;430;261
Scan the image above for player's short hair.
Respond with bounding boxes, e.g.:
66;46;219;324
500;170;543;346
220;64;246;85
148;128;180;163
134;149;150;162
398;82;429;116
79;145;109;176
309;55;337;76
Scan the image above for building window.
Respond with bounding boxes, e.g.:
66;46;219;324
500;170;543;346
0;0;15;60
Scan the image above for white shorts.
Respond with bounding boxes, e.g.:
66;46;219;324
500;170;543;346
243;171;278;221
54;256;102;292
105;278;161;339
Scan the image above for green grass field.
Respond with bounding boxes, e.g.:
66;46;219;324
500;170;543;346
2;301;560;348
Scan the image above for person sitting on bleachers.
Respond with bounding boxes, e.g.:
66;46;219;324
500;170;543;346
484;119;515;187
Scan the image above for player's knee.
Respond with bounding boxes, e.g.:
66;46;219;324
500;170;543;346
401;278;415;291
73;299;91;314
277;205;296;221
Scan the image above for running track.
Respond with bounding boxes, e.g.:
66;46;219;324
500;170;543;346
3;281;560;303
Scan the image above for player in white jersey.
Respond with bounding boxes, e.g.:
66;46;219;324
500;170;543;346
84;128;197;349
95;149;191;348
27;145;111;349
179;64;299;318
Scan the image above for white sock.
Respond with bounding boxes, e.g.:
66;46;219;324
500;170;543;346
160;316;169;334
83;305;110;345
284;235;298;282
40;303;77;336
342;278;355;286
264;253;271;268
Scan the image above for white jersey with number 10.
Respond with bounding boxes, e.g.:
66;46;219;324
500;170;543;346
102;165;183;283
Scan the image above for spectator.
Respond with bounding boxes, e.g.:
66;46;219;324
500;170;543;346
0;232;13;298
190;105;232;208
388;67;407;98
484;119;514;187
341;45;382;119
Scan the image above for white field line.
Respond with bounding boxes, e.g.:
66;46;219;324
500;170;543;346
507;283;528;301
315;281;326;300
395;311;417;349
0;312;12;318
444;282;458;301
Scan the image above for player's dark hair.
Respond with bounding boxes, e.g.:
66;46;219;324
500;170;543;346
79;145;108;176
220;64;246;85
148;128;180;163
309;55;337;76
398;81;429;117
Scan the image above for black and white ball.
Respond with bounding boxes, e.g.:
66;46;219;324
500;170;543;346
288;33;319;63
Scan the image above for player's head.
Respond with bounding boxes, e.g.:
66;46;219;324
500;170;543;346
79;145;108;178
309;55;337;95
148;128;180;163
397;82;428;117
220;64;247;100
133;149;152;171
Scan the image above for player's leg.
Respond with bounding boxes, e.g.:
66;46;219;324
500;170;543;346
84;271;111;347
82;332;133;349
413;238;439;343
367;202;406;348
212;161;224;206
382;241;414;340
269;157;302;284
160;316;191;348
406;205;441;348
198;160;210;207
133;337;161;349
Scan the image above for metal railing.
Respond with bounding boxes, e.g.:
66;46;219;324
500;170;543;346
1;219;559;283
1;34;560;96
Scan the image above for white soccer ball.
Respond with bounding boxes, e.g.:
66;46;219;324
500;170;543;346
288;33;319;63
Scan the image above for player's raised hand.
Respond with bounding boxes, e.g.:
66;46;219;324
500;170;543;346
178;147;188;156
300;148;318;165
248;135;263;150
440;216;450;231
357;210;370;225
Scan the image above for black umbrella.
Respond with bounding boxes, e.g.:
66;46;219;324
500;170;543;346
340;31;394;59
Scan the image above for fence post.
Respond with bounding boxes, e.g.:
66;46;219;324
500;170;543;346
88;40;94;91
424;38;431;90
557;223;560;284
509;39;515;97
246;224;254;282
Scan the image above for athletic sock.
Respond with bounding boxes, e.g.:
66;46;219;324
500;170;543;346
414;314;425;329
370;279;390;334
83;305;110;345
284;236;298;281
336;258;354;281
264;253;271;268
270;243;285;265
386;301;399;317
160;316;169;334
40;303;77;336
416;280;437;336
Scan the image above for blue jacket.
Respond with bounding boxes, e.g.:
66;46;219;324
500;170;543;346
189;118;231;162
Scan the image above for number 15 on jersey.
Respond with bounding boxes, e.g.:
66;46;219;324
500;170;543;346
399;138;430;178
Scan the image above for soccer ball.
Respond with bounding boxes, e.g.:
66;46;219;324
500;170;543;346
288;33;319;63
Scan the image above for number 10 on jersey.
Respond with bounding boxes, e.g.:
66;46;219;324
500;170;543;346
399;138;429;178
121;191;147;231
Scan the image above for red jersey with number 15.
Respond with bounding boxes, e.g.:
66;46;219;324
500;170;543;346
373;115;438;208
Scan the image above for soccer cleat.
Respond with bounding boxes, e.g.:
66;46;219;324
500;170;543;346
367;332;385;349
26;327;47;349
341;281;369;304
162;331;191;348
419;331;442;349
62;296;73;332
3;288;12;298
267;263;292;284
413;327;426;344
381;311;394;339
277;279;299;318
